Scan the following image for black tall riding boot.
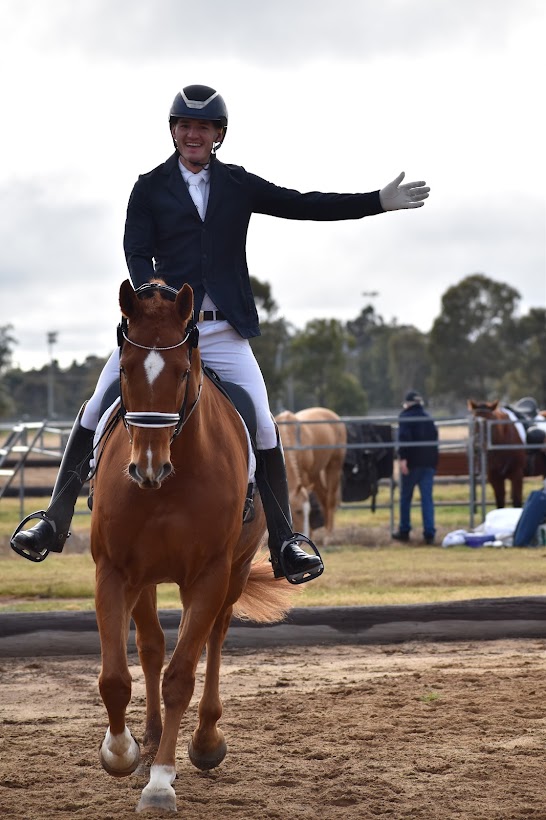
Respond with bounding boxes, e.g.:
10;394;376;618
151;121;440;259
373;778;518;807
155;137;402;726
10;406;95;563
255;442;324;584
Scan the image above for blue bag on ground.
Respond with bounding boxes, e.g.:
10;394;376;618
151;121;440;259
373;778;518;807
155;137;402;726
513;487;546;546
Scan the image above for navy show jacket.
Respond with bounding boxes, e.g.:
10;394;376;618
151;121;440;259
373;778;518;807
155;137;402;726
123;152;385;339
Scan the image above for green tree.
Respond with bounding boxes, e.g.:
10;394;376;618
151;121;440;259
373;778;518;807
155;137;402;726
500;307;546;405
248;276;292;412
387;326;430;402
346;306;399;409
429;273;520;405
288;319;368;414
2;355;109;421
0;325;17;417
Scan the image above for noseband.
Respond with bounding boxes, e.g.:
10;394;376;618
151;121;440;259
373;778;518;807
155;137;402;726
118;283;202;440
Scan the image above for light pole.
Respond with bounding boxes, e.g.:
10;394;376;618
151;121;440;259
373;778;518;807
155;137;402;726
47;331;58;419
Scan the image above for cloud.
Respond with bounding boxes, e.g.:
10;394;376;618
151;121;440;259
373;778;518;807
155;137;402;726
1;0;543;374
0;179;122;369
249;193;545;333
6;0;542;65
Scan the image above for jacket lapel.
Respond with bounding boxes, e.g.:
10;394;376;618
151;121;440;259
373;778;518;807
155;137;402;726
164;153;198;214
162;153;228;221
205;159;228;222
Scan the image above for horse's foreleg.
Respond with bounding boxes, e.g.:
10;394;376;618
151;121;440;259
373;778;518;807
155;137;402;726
137;572;230;814
489;473;505;508
188;606;232;770
131;585;165;772
95;560;140;778
512;474;524;508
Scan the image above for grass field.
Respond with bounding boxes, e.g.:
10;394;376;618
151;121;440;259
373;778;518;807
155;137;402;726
1;477;545;613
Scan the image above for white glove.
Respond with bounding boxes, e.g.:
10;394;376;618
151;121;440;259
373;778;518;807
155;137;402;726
379;172;430;211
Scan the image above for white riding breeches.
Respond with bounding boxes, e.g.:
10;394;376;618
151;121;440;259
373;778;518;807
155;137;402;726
81;320;277;450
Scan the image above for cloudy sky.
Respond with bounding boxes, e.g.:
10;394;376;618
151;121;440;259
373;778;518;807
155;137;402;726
1;0;544;371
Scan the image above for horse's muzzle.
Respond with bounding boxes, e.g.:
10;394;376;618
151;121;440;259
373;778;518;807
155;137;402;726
128;461;173;488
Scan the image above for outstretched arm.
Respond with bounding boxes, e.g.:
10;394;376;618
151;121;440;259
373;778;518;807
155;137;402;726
379;172;430;211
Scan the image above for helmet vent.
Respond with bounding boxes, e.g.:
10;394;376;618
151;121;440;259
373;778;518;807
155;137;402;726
181;89;219;110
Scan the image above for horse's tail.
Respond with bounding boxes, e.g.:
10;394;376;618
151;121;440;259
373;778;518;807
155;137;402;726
233;553;297;623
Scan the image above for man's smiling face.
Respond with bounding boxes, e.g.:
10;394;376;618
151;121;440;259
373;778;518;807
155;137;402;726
172;118;223;171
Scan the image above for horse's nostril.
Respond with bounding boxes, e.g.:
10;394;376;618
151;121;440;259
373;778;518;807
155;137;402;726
128;463;141;483
162;463;173;478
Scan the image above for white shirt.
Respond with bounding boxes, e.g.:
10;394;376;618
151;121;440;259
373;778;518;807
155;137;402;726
178;159;210;219
177;159;217;314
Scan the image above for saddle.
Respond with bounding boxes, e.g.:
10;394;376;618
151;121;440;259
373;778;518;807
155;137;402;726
506;396;546;446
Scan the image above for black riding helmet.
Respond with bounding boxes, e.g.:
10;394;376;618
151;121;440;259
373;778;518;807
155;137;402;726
169;85;228;152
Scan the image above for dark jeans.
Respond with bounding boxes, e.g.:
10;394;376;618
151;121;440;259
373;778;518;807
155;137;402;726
399;466;435;538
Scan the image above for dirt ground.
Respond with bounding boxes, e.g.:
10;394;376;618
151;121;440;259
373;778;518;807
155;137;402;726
1;639;546;819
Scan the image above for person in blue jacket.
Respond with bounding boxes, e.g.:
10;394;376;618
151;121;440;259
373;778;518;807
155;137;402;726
393;390;439;545
11;84;430;581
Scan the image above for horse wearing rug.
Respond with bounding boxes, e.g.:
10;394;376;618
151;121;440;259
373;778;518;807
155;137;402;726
275;407;347;541
91;280;291;814
468;399;527;508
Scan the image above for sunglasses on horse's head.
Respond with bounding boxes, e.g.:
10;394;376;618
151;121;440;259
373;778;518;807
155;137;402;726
134;282;179;302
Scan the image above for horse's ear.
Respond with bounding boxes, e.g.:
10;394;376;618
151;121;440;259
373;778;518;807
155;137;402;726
175;283;194;324
119;279;138;319
491;400;499;410
468;399;477;410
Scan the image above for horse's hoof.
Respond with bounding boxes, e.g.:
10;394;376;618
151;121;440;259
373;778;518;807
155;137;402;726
99;728;140;778
136;787;176;814
188;731;227;770
136;765;177;814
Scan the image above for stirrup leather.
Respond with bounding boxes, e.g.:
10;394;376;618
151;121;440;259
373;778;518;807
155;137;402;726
278;534;324;586
10;511;59;563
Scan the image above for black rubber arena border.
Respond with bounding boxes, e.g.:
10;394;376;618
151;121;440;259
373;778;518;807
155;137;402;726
1;598;546;656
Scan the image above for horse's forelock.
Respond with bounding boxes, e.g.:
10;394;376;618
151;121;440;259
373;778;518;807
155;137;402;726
469;399;501;417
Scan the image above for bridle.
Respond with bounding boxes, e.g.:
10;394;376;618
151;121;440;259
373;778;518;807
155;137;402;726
117;282;202;442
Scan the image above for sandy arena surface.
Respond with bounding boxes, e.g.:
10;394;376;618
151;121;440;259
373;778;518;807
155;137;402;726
1;638;546;819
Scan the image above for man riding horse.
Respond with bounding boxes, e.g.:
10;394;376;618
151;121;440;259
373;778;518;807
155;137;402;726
11;84;430;582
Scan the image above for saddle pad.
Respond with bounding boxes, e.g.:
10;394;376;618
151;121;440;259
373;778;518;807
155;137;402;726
503;407;526;444
91;399;121;471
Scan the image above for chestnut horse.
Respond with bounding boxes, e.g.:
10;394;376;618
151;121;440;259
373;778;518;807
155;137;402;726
275;407;347;541
90;280;291;814
468;399;526;508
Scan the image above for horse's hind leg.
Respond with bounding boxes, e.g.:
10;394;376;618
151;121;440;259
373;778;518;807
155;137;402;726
131;585;165;772
188;606;232;770
324;459;344;533
95;560;141;777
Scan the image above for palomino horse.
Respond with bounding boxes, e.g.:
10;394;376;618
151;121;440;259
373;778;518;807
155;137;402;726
91;280;291;814
275;407;347;541
468;399;527;508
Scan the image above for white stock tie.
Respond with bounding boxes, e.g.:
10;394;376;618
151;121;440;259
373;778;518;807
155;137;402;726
188;174;205;220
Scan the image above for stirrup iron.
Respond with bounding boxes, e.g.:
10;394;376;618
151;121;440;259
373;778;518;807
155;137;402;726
10;511;58;563
279;533;324;586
